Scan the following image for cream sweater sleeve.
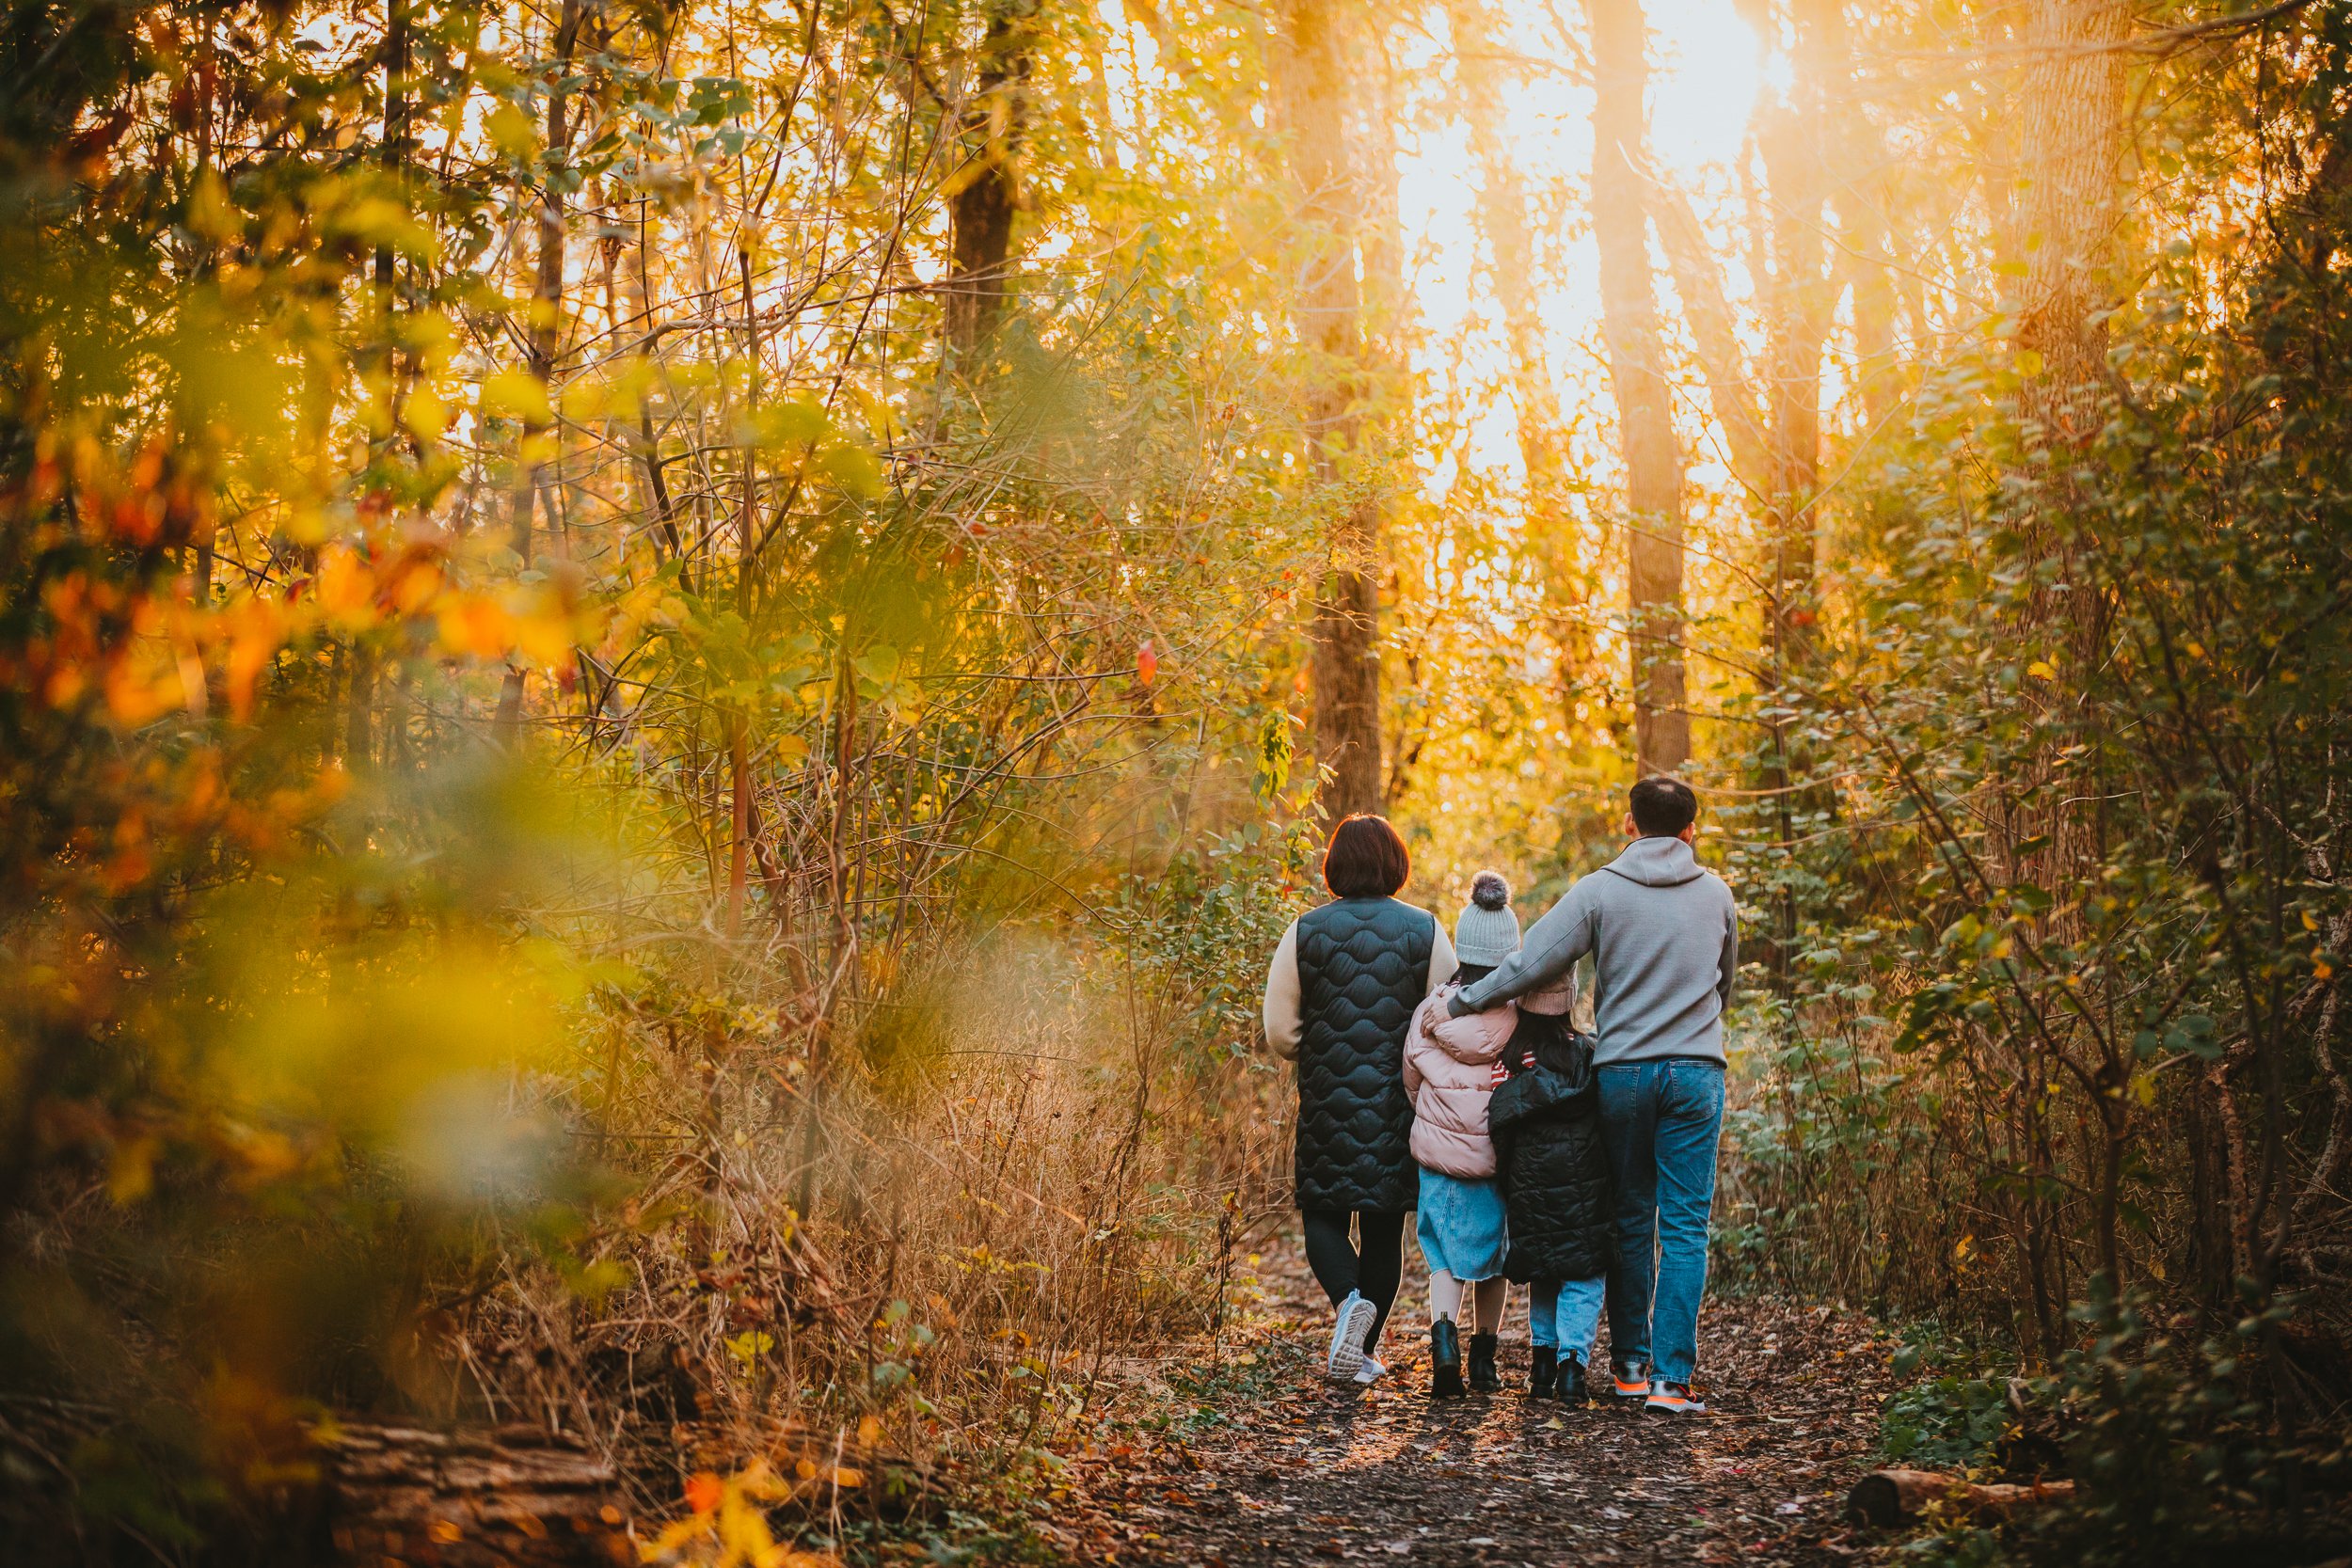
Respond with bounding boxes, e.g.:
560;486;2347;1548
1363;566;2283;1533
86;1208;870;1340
1426;922;1456;994
1263;919;1303;1059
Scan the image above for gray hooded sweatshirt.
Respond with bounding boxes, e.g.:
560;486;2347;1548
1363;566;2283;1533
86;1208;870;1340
1448;836;1739;1066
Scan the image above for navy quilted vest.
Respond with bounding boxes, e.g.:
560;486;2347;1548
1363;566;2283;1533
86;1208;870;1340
1292;896;1436;1212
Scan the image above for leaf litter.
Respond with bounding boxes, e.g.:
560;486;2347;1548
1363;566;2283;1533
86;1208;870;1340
1043;1240;1908;1564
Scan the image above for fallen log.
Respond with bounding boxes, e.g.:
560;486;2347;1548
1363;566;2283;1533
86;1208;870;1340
1847;1467;2076;1528
312;1421;629;1567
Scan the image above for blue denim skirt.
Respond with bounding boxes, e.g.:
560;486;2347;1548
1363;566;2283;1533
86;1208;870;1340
1415;1167;1508;1280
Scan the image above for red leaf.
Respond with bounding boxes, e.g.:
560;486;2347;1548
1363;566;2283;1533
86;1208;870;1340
1136;640;1157;687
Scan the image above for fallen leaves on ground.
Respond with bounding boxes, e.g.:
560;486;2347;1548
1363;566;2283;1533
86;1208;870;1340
1043;1243;1909;1565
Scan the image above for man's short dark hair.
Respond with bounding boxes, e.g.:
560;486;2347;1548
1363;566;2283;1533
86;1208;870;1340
1629;775;1698;838
1323;814;1411;898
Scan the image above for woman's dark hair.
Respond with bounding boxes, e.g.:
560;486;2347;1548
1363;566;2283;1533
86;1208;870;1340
1322;813;1410;898
1451;962;1496;987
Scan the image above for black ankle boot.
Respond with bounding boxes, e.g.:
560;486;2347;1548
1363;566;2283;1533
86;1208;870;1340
1468;1332;1501;1393
1430;1319;1465;1400
1555;1352;1593;1405
1528;1346;1558;1398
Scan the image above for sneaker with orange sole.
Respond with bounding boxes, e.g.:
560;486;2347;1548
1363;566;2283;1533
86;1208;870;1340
1610;1360;1649;1405
1644;1379;1708;1415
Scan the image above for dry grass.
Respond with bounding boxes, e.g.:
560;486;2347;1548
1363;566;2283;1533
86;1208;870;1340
445;929;1294;1540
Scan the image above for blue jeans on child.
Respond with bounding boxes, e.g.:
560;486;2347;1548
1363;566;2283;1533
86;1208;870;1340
1597;1058;1725;1385
1528;1276;1605;1356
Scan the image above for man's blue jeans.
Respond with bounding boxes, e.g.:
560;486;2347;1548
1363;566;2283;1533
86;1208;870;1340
1597;1059;1725;1385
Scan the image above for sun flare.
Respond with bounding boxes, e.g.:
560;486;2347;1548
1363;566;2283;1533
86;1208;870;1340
1391;0;1764;508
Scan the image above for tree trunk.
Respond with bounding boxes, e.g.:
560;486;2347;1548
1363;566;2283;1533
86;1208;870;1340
1276;0;1383;817
1444;0;1561;491
946;8;1029;356
495;0;583;744
1586;0;1686;776
2011;0;2129;449
1756;0;1836;680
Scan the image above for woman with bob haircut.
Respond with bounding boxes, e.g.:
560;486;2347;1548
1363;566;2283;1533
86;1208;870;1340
1263;814;1455;1386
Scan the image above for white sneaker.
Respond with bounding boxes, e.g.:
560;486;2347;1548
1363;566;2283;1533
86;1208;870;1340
1327;1291;1376;1380
1352;1355;1387;1386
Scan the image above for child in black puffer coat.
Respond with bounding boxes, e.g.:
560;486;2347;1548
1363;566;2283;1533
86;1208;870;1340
1487;972;1613;1403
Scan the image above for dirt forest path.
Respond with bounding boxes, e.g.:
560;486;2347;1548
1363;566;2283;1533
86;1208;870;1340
1056;1236;1907;1566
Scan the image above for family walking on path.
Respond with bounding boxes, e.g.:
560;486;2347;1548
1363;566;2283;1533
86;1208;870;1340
1262;778;1740;1413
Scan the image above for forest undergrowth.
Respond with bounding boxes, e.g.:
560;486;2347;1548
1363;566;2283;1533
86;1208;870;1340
8;0;2352;1561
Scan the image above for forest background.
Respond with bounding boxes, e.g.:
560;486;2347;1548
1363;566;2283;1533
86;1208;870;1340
3;0;2350;1559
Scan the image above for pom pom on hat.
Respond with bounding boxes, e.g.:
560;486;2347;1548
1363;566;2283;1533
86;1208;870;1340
1454;874;1522;967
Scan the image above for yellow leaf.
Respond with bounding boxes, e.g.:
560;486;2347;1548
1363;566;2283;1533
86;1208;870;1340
512;607;577;668
402;387;449;442
437;596;514;659
481;367;552;424
312;546;376;625
741;398;828;449
329;197;442;263
559;381;607;422
187;168;239;243
485;102;540;161
391;561;443;615
2026;659;2056;680
818;440;882;498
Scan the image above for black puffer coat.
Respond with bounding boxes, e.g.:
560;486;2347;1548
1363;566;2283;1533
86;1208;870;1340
1488;1014;1613;1282
1291;896;1437;1212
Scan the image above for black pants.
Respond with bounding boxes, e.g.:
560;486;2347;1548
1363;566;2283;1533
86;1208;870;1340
1301;1207;1407;1353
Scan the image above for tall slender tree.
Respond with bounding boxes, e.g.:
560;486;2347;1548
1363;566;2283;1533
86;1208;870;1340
2011;0;2130;451
946;1;1032;356
1586;0;1688;775
1276;0;1384;816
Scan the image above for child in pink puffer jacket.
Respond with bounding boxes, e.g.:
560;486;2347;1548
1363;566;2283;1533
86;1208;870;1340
1404;871;1522;1398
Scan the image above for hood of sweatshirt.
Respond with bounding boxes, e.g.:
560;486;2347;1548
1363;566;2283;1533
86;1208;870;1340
1600;835;1707;887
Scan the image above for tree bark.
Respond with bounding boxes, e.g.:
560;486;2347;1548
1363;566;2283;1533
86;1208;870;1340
946;7;1029;356
495;0;583;743
2011;0;2129;449
1756;0;1837;677
1587;0;1687;776
1276;0;1383;817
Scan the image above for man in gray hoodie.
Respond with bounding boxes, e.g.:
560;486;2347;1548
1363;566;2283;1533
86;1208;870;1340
1447;776;1736;1414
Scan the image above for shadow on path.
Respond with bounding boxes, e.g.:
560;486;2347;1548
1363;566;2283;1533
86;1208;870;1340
1072;1244;1901;1565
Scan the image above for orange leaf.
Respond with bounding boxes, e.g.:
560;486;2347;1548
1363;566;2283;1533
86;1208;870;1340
684;1471;723;1514
1136;639;1157;687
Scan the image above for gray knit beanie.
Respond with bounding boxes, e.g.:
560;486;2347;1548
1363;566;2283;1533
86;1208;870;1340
1453;871;1522;968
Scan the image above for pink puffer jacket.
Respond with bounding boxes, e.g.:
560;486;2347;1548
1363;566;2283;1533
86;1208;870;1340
1404;986;1518;1179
